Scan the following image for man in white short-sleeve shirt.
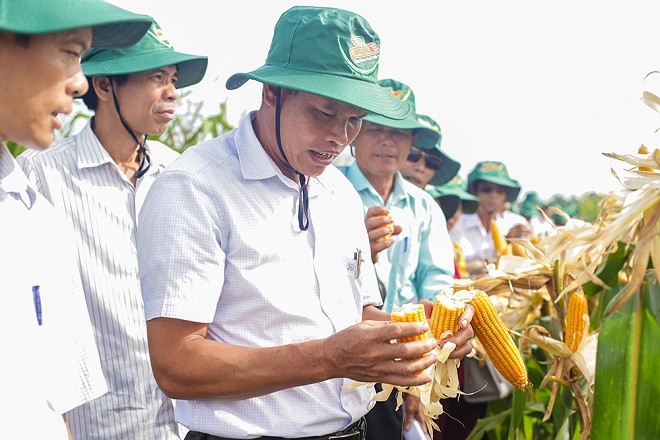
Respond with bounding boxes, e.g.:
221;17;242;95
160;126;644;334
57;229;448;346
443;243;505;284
0;0;152;437
18;21;207;439
137;6;474;439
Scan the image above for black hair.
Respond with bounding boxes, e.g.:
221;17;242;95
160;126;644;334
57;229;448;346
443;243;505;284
80;74;130;111
14;33;31;47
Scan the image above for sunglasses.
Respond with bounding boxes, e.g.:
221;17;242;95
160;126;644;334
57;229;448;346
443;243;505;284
406;147;442;171
478;184;507;194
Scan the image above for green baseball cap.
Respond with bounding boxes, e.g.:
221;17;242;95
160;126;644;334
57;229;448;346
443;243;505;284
414;114;460;186
0;0;153;49
428;175;480;215
81;22;208;89
363;79;441;149
226;6;411;120
467;160;522;203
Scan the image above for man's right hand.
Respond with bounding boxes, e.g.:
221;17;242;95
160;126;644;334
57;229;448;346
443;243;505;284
364;206;403;263
323;320;437;387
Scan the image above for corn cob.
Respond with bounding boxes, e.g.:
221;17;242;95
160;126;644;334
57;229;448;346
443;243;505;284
430;294;465;338
490;219;511;257
390;303;430;343
469;290;529;389
511;242;527;258
564;288;588;353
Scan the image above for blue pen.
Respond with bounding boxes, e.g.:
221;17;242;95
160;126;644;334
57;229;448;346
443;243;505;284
32;285;42;326
403;237;409;253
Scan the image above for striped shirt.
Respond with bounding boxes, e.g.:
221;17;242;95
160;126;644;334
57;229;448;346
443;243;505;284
1;144;107;438
17;122;181;439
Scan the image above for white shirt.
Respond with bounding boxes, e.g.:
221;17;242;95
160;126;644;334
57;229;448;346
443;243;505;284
529;215;557;238
17;122;180;440
0;144;106;438
137;112;382;438
450;211;530;264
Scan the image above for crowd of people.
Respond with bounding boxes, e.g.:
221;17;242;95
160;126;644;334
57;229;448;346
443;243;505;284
1;1;559;439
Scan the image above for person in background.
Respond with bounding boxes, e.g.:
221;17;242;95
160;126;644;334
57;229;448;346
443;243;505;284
518;191;556;238
427;176;480;279
0;0;152;437
450;161;531;277
339;79;470;440
135;7;475;439
17;21;207;439
399;114;460;190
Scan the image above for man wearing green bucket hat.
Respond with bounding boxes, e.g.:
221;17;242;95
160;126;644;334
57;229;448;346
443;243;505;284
518;191;556;238
0;0;152;437
17;20;207;439
338;79;472;439
450;161;531;275
136;7;473;439
400;114;460;190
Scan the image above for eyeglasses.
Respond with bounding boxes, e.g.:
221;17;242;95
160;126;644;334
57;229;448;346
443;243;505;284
406;147;442;171
478;184;507;194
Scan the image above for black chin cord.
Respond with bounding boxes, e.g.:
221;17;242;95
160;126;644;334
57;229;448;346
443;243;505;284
275;87;309;231
110;80;151;179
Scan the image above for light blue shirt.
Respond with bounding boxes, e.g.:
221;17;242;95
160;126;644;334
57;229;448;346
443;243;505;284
339;162;454;312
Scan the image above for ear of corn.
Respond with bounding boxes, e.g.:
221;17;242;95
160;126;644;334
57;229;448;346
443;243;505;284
390;303;430;343
469;290;529;389
638;145;654;172
564;288;589;353
430;294;465;338
511;242;527;258
490;218;511;257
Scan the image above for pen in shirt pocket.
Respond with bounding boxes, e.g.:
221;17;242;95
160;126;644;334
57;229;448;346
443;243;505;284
353;248;363;278
32;285;42;326
403;236;409;253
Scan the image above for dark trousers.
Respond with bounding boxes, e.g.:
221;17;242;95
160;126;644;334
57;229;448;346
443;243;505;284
365;384;402;440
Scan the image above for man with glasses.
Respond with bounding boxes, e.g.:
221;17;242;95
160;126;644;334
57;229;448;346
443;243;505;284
400;114;460;190
450;160;531;277
339;79;466;440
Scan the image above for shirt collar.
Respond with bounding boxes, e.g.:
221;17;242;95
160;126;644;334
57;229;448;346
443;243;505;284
343;161;410;206
0;143;37;208
234;112;330;198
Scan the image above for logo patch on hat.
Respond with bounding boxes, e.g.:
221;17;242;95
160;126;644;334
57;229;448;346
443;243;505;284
148;25;173;49
480;161;504;173
348;36;379;65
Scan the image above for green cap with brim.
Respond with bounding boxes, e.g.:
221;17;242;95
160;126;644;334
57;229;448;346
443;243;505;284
467;160;521;203
0;0;153;49
82;22;208;89
363;79;441;149
414;114;460;186
518;191;544;217
428;176;480;215
226;6;411;121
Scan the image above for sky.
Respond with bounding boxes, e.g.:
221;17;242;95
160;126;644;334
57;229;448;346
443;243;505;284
107;0;660;199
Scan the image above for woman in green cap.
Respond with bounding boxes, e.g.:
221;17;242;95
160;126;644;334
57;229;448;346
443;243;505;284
17;20;207;439
450;160;531;276
136;7;474;439
0;0;151;437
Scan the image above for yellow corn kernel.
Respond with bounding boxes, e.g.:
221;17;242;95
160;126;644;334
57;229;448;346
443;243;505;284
638;145;654;172
469;290;529;389
429;295;465;338
490;219;509;257
511;242;527;258
564;288;589;353
391;304;430;343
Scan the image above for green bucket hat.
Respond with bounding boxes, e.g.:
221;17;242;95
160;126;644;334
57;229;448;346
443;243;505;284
414;114;460;186
363;79;441;150
428;175;480;216
81;22;208;88
0;0;153;49
226;6;410;120
518;191;544;217
467;160;521;203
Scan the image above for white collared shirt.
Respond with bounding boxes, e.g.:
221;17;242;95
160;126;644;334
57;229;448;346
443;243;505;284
450;211;530;263
17;122;180;439
0;143;107;439
137;112;382;438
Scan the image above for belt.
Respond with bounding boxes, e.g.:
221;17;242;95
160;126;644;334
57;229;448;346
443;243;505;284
185;417;366;440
